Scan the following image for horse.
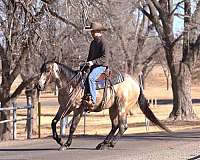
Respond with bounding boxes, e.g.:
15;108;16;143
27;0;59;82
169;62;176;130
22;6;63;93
37;61;171;151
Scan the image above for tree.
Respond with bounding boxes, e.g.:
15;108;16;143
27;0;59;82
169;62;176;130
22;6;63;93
0;0;171;140
0;0;46;140
139;0;200;120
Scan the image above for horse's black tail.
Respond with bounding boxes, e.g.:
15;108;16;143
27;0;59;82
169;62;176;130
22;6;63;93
138;87;172;134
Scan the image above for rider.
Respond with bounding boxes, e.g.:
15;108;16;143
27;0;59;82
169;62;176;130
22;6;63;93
83;22;109;109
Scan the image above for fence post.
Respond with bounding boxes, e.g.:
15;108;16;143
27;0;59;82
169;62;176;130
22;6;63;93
38;101;41;138
60;117;66;136
27;96;32;139
12;102;17;140
83;112;86;135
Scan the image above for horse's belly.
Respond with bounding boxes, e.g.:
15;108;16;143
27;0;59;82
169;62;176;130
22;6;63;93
96;74;140;111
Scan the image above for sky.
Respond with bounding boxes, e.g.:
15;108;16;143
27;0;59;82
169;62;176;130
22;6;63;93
173;9;184;34
173;0;197;34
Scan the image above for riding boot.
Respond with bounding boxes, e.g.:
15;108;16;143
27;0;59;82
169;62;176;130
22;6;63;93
82;95;95;112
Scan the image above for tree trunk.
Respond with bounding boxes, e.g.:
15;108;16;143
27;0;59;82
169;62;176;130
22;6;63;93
25;87;38;135
169;63;197;120
31;89;38;135
0;103;12;141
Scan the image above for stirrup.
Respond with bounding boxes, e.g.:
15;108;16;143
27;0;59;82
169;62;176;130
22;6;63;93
82;94;90;101
82;97;95;112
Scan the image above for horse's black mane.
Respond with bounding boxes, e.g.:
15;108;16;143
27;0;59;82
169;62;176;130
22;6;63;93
54;61;81;84
40;61;81;85
55;61;78;75
41;61;77;73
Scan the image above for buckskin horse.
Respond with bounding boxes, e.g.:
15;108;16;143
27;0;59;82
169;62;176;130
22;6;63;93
37;61;171;151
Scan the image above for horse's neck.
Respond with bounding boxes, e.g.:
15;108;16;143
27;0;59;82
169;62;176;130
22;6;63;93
56;64;78;89
55;78;63;89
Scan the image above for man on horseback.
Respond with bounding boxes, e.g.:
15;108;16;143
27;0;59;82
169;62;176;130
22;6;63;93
83;22;109;109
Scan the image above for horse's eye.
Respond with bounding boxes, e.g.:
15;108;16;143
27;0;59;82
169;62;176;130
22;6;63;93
46;69;51;73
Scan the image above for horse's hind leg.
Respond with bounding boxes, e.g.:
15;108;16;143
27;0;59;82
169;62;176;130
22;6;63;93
96;105;119;150
109;101;128;148
109;114;128;147
60;104;84;151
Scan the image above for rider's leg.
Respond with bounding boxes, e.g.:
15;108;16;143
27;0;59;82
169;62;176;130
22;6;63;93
84;76;90;97
88;66;106;103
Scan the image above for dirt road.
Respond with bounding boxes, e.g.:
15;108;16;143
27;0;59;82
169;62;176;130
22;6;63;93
1;128;200;160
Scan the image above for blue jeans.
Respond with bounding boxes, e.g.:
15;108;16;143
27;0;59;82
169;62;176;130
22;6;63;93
85;66;106;103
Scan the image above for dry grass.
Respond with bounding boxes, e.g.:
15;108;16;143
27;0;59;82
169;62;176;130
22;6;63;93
14;101;200;139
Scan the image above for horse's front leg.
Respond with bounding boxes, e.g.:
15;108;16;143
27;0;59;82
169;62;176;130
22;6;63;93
51;108;64;146
52;106;72;146
59;104;84;151
51;117;62;145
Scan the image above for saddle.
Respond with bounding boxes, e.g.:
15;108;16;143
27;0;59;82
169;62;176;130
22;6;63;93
95;70;124;90
82;69;124;112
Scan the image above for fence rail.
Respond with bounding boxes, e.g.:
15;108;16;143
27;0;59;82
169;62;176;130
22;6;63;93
148;98;200;106
0;97;33;140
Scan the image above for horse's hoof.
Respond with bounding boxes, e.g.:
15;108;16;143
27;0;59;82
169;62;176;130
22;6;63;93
96;143;110;150
96;142;115;150
96;143;105;150
109;142;115;148
58;145;67;151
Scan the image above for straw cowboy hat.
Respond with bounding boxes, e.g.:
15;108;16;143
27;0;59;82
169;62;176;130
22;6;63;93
84;22;107;31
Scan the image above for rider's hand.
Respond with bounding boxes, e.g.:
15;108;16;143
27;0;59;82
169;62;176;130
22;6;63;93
86;61;93;67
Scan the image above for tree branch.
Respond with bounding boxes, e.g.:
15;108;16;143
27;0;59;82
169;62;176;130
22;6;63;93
9;42;28;86
172;33;183;47
41;0;55;4
46;7;82;34
170;0;184;16
0;44;10;86
4;75;39;105
150;0;163;13
139;3;164;41
142;46;161;65
138;6;154;24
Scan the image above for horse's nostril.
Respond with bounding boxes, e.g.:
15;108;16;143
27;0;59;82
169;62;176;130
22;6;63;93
37;84;42;91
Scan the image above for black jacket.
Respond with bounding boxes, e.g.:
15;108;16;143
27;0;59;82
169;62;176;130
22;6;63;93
87;36;109;67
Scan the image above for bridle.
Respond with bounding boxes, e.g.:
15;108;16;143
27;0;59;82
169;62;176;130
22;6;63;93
42;64;54;88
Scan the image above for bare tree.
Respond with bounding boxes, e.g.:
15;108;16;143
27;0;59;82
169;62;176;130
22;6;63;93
0;0;171;140
0;0;46;140
139;0;200;120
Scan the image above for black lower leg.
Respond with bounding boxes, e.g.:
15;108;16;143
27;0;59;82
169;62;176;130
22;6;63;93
103;126;118;144
109;116;128;147
51;118;62;145
96;125;118;150
64;106;84;147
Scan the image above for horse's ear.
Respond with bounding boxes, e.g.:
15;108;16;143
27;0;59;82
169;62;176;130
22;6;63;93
44;56;47;63
52;56;57;62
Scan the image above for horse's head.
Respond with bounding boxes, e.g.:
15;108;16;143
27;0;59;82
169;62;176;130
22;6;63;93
37;61;60;91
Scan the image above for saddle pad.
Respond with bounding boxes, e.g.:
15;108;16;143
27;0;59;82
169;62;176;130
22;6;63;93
96;72;124;90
